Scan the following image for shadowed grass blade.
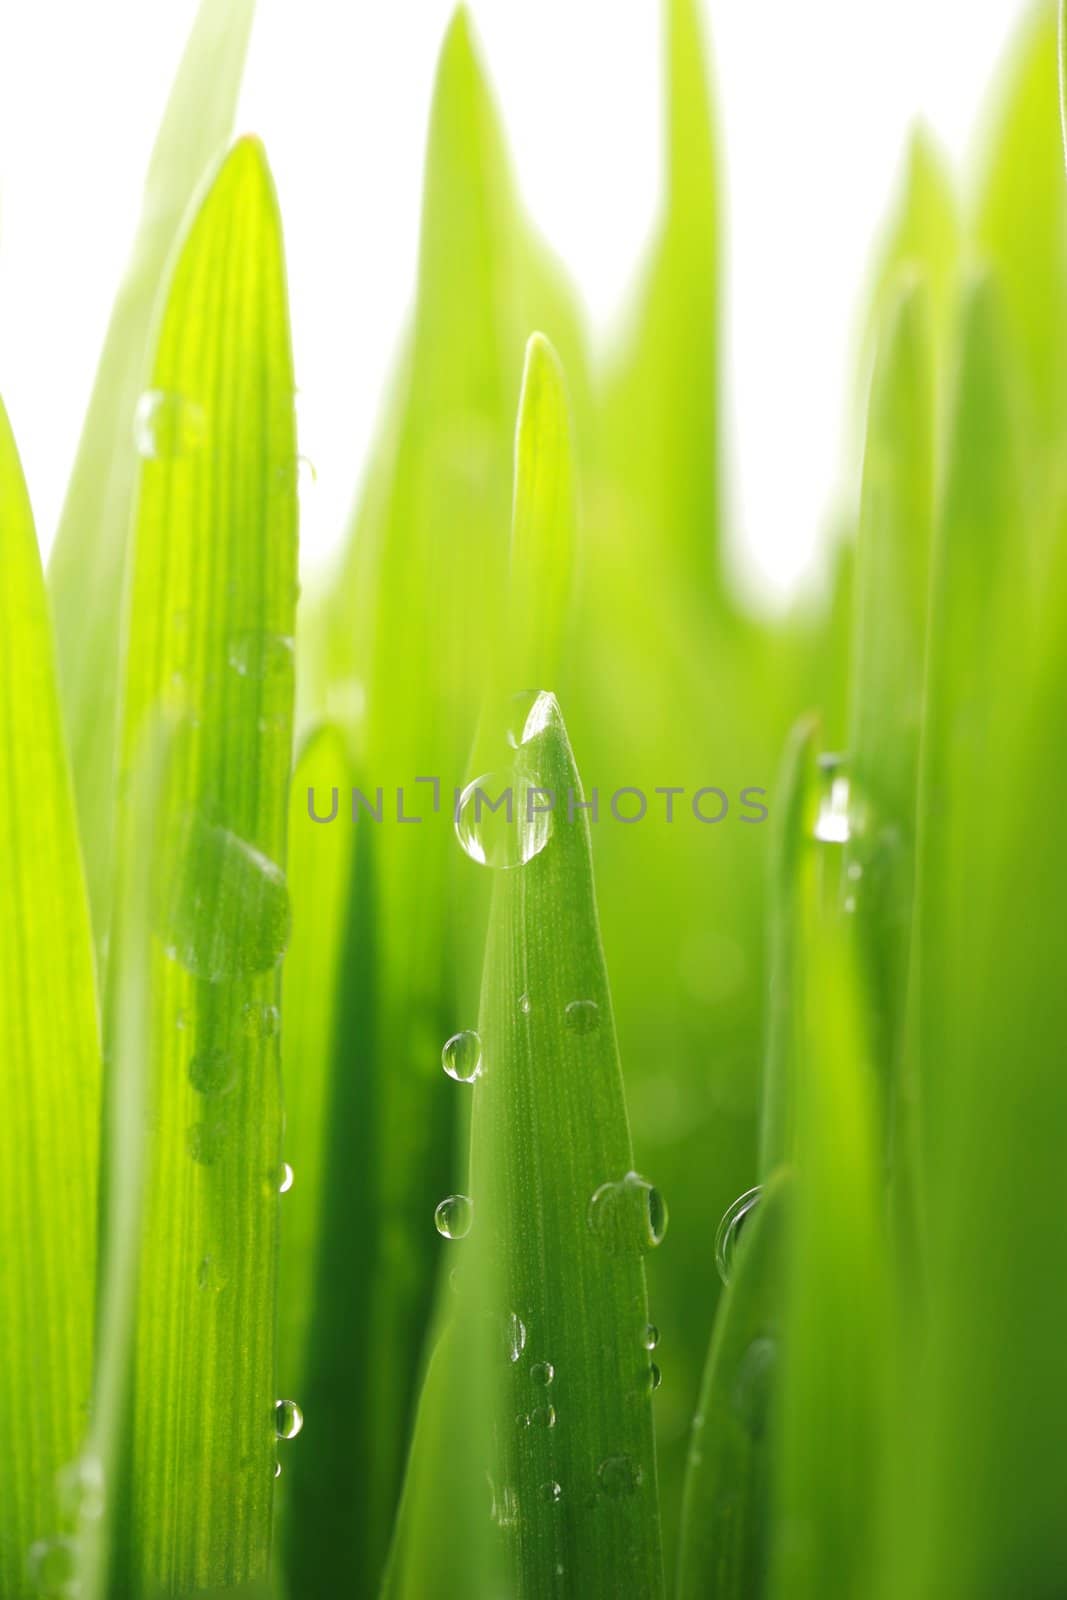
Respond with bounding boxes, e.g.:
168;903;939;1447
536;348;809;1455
110;136;297;1595
0;398;101;1596
48;0;256;957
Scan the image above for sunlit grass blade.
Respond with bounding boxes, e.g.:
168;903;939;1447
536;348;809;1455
0;398;101;1596
769;833;890;1600
109;136;297;1595
503;332;577;694
47;0;256;957
466;695;665;1597
676;1172;789;1600
974;0;1067;451
846;276;933;1243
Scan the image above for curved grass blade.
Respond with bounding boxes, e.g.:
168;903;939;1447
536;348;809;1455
110;136;297;1595
0;398;101;1595
676;1172;790;1600
48;0;257;956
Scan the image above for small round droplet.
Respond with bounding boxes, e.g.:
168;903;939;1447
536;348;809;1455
242;1002;281;1039
587;1171;668;1256
516;1412;531;1429
596;1456;643;1498
187;1119;228;1166
27;1536;79;1597
134;389;206;459
505;1312;527;1363
442;1030;482;1083
645;1363;662;1393
278;1162;294;1194
434;1195;473;1240
715;1186;762;1285
564;999;600;1035
530;1404;556;1429
530;1361;554;1387
274;1399;304;1441
57;1456;104;1522
518;993;532;1016
454;772;553;870
539;1480;563;1505
643;1323;659;1351
227;631;296;688
813;754;851;843
187;1046;236;1097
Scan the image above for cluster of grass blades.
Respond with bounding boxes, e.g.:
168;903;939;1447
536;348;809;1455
2;0;1067;1595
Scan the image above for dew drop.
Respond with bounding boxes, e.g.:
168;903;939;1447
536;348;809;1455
134;390;206;460
530;1404;556;1429
596;1456;643;1498
564;999;600;1035
442;1030;482;1083
27;1536;79;1597
187;1046;236;1097
715;1186;762;1285
274;1460;282;1480
645;1362;662;1393
274;1399;304;1441
505;1311;527;1363
455;772;552;869
187;1119;228;1166
643;1323;659;1351
57;1456;104;1522
530;1361;554;1387
539;1480;563;1505
159;814;290;982
518;992;532;1016
227;631;296;689
278;1162;294;1194
587;1171;668;1256
434;1194;473;1240
813;754;851;844
242;1002;281;1039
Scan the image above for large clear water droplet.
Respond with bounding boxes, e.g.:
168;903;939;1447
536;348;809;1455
814;754;851;843
27;1536;79;1597
274;1399;304;1441
643;1323;659;1351
454;772;552;869
715;1186;762;1285
187;1046;236;1097
530;1404;556;1429
564;999;600;1035
596;1456;644;1498
159;814;290;982
442;1030;482;1083
134;390;206;459
587;1171;668;1255
434;1194;473;1239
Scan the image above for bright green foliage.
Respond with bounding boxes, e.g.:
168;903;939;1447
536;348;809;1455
109;137;297;1595
0;400;100;1596
48;0;256;962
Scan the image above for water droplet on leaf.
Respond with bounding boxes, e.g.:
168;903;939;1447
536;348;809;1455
434;1195;473;1240
587;1171;668;1255
274;1399;303;1440
715;1186;762;1285
442;1030;482;1083
187;1119;228;1166
134;390;206;459
530;1361;554;1387
505;1312;526;1363
278;1162;294;1194
188;1046;235;1097
813;754;851;843
596;1456;643;1498
455;772;552;869
27;1536;79;1597
159;814;290;982
564;999;600;1035
643;1323;659;1351
540;1481;562;1504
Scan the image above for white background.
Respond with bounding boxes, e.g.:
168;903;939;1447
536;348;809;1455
0;0;1028;602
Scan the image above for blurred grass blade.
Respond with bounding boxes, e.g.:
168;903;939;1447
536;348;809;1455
846;275;933;1236
676;1172;790;1600
504;332;578;693
602;0;721;598
111;137;297;1595
81;726;170;1600
974;1;1067;452
48;0;256;956
0;398;101;1595
770;833;890;1600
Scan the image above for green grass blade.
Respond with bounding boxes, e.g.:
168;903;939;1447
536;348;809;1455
601;0;721;598
110;136;297;1595
504;332;578;694
769;843;890;1600
47;0;256;957
469;695;665;1597
0;398;101;1596
676;1172;790;1600
974;1;1067;452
